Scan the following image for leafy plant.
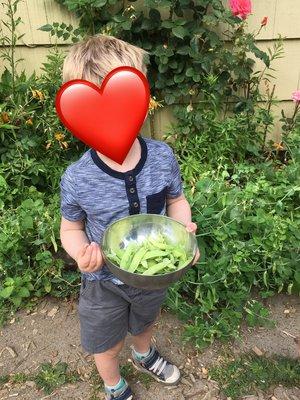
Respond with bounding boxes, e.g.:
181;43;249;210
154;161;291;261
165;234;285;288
35;362;79;395
166;156;300;348
210;354;300;399
0;0;299;351
0;275;33;307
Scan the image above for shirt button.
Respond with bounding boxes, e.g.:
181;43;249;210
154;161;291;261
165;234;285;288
133;202;139;208
129;176;134;182
130;188;135;194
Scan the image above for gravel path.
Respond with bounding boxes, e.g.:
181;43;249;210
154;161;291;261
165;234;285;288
0;294;299;400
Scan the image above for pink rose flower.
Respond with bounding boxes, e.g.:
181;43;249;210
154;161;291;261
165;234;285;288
292;90;300;103
229;0;252;20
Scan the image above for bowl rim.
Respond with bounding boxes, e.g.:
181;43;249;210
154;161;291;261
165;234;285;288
101;213;198;277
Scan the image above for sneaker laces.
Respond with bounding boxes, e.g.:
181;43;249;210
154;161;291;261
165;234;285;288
149;355;167;375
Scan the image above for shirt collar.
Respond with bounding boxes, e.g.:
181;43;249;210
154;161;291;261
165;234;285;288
90;135;148;180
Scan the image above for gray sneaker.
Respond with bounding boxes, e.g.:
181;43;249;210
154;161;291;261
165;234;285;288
130;345;181;385
104;379;133;400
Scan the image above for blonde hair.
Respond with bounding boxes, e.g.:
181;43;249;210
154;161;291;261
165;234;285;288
62;33;150;85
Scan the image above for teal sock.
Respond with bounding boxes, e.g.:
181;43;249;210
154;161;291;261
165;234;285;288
133;346;151;360
105;377;126;393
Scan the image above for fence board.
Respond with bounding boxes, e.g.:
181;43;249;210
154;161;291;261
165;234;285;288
0;0;299;128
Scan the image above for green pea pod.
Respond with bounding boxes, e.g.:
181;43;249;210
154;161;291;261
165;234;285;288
142;259;171;275
107;252;120;264
127;246;149;273
115;247;124;259
120;243;136;270
143;250;167;260
148;237;168;250
178;256;193;268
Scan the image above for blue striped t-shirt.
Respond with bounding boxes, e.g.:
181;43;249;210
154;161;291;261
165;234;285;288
60;136;183;284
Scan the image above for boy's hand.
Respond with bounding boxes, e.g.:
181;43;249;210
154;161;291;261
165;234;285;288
186;222;200;266
76;242;104;273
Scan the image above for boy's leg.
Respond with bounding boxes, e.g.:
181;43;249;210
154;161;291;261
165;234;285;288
128;288;181;385
131;318;156;353
94;337;125;386
79;280;134;398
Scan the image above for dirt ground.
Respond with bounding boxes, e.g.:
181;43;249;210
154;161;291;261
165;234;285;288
0;294;299;400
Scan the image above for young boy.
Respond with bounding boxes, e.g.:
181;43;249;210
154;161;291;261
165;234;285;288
60;33;200;400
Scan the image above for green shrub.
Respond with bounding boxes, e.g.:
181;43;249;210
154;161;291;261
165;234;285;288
166;154;300;347
0;0;299;348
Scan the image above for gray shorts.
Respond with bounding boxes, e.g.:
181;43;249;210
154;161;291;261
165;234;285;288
78;277;168;354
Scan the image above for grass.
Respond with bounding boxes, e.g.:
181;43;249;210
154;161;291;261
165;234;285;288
0;375;9;385
210;353;300;399
1;353;299;399
0;359;153;400
11;373;28;384
0;362;80;395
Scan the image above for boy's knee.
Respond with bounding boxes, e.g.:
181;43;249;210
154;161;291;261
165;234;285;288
94;338;124;358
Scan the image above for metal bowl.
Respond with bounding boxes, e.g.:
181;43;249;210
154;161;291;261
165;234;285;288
101;214;198;290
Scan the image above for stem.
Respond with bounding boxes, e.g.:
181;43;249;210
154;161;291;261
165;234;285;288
287;102;300;135
8;0;16;101
262;84;275;151
149;113;155;139
169;1;174;20
223;96;229;120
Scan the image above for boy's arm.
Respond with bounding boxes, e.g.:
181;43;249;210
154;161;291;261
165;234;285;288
165;145;200;264
60;217;104;272
166;194;191;226
60;170;103;272
166;194;200;265
60;217;89;260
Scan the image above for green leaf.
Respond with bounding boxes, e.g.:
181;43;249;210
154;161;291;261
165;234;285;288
172;26;187;39
11;297;22;307
0;286;14;299
0;175;7;187
177;46;190;55
294;270;300;284
149;8;161;21
165;94;176;104
251;45;270;67
63;33;70;40
161;20;174;29
18;287;30;298
174;74;185;83
158;64;168;73
122;20;132;30
38;24;53;32
0;124;19;129
95;0;107;5
186;67;194;77
44;282;52;293
141;19;153;30
192;74;201;82
21;215;33;230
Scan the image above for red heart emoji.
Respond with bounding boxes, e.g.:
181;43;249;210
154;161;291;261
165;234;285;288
55;66;150;164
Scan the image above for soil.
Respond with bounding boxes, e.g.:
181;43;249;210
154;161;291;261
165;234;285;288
0;294;299;400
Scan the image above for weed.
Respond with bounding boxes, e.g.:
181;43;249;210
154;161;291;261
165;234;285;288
0;375;9;385
210;354;300;399
10;373;27;384
34;361;79;395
